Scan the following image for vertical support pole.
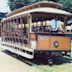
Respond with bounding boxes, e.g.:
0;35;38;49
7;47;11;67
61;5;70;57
8;20;9;42
16;17;19;43
64;16;67;32
1;22;3;41
20;17;22;37
27;14;32;48
27;14;32;33
10;19;12;43
10;19;13;43
20;16;23;44
13;19;16;43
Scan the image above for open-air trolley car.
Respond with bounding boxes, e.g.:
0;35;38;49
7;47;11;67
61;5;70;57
1;1;72;63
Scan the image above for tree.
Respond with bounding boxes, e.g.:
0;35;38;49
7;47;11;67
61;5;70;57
58;0;72;13
8;0;31;11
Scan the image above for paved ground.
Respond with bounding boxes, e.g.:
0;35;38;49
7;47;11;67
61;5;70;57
0;51;40;72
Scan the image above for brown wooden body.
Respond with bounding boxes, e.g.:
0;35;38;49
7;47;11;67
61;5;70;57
30;33;71;51
37;36;70;51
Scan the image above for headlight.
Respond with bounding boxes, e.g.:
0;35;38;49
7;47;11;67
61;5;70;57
54;41;59;47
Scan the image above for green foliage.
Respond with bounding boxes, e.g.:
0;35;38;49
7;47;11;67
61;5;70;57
8;0;31;11
58;0;72;13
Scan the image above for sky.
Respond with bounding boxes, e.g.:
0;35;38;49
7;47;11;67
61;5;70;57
0;0;11;13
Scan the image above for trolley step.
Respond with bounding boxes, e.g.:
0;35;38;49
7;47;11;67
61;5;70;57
1;45;34;59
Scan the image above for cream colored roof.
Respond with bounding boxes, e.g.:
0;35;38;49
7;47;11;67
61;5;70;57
2;7;72;21
6;1;62;17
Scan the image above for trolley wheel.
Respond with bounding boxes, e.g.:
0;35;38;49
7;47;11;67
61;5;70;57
48;59;53;66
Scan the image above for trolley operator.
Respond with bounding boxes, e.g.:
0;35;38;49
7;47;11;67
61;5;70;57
50;19;64;32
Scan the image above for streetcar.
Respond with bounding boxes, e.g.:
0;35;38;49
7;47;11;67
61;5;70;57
1;1;72;63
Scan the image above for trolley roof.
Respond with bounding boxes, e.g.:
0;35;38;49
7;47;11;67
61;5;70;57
2;7;72;21
6;1;62;17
